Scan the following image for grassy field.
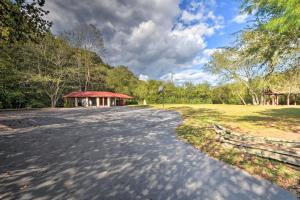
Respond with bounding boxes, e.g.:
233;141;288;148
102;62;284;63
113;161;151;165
150;104;300;195
153;104;300;140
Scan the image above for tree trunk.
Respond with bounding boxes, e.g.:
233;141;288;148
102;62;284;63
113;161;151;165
287;94;290;106
260;94;265;105
51;97;56;108
295;94;297;105
251;95;259;105
251;95;256;105
218;95;225;104
237;93;246;105
271;95;275;105
77;55;82;91
84;52;90;91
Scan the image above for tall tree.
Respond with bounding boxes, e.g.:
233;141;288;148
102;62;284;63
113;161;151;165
106;66;139;95
240;0;299;75
28;35;75;107
62;24;105;91
0;0;52;43
242;0;300;34
206;48;265;105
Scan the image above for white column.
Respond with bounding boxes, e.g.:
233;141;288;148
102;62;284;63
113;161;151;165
96;97;100;107
102;97;104;107
108;97;111;107
75;97;78;107
85;97;88;107
114;98;117;106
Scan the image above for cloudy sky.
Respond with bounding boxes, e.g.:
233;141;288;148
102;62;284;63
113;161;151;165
45;0;250;84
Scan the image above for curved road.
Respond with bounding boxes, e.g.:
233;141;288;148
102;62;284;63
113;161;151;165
0;107;297;199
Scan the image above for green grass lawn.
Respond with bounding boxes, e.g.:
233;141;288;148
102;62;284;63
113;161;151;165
153;104;300;140
150;104;300;195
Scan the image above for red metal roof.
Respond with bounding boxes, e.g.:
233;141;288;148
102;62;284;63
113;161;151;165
64;91;133;99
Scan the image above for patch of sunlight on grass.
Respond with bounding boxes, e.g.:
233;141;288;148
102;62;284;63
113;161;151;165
151;104;300;140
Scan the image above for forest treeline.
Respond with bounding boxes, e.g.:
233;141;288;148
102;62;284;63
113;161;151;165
0;0;299;108
0;30;254;108
0;32;141;108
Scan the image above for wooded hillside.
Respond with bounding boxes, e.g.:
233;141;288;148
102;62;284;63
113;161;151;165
0;0;299;108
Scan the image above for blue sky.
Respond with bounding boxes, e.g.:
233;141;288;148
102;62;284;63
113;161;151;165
45;0;251;84
159;0;250;84
201;0;248;49
178;0;249;49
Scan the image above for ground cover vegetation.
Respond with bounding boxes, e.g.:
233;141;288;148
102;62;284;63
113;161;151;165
150;104;300;195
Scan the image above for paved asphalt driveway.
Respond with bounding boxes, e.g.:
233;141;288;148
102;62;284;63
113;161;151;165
0;107;297;200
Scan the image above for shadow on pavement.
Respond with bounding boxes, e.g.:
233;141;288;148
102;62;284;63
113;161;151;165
0;107;297;200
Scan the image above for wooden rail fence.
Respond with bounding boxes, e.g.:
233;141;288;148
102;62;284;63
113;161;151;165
213;124;300;167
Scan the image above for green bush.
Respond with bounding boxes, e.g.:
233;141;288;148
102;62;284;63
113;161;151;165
126;100;138;105
27;100;46;108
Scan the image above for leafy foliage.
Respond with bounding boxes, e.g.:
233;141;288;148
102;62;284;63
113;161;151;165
240;0;300;74
1;0;299;108
205;0;300;105
106;66;139;95
0;0;52;43
242;0;300;34
0;34;138;108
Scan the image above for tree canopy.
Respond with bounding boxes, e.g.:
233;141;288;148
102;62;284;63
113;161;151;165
242;0;300;34
0;0;52;43
204;0;300;105
0;0;299;108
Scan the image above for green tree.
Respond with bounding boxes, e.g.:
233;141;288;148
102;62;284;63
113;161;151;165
0;46;26;108
0;0;52;43
26;35;75;107
62;24;105;91
106;66;139;95
242;0;300;34
240;0;299;75
206;48;266;105
133;80;149;103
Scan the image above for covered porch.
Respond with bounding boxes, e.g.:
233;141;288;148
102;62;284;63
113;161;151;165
63;91;133;108
70;97;126;107
263;89;299;105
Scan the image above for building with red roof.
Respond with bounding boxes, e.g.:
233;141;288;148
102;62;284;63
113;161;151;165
63;91;133;107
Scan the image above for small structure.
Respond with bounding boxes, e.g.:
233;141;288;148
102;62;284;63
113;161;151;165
63;91;133;107
263;89;299;105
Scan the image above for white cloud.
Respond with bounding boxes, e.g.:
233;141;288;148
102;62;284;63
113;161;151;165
110;17;222;78
45;0;224;83
192;48;218;65
181;11;204;22
129;21;156;45
160;70;218;85
139;74;149;81
116;7;223;78
232;13;248;24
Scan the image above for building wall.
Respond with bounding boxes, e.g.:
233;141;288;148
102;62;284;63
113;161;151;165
66;97;127;107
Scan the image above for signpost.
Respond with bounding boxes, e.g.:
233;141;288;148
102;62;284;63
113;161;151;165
158;85;165;108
